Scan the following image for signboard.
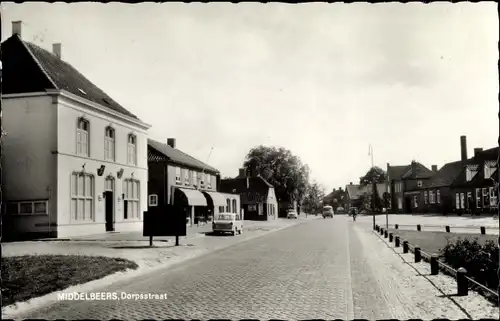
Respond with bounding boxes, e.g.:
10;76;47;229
143;204;187;237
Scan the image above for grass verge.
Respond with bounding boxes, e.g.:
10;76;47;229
2;255;138;306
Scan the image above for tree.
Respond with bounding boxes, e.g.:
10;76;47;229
372;183;383;212
359;166;387;186
303;181;325;213
382;192;391;209
243;145;310;205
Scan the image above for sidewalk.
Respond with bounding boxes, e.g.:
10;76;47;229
2;216;317;318
358;214;499;229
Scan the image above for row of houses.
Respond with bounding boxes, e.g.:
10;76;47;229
1;21;279;240
332;134;498;215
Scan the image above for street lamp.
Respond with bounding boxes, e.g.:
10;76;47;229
369;144;376;229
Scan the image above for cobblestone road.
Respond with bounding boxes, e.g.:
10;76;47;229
15;216;474;320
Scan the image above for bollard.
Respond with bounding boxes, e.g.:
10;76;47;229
375;225;379;231
384;230;388;238
480;226;486;235
417;224;421;231
414;246;421;263
430;255;439;275
389;233;393;242
403;240;409;253
445;225;450;233
380;228;384;235
457;267;468;296
395;236;400;247
395;224;399;229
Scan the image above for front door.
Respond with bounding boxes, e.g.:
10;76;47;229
105;177;115;232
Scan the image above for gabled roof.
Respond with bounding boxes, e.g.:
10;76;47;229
387;165;411;181
401;162;435;179
2;34;140;120
421;161;464;189
147;139;219;174
451;147;498;188
219;176;274;195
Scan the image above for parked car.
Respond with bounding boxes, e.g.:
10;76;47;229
212;213;243;236
322;205;334;218
287;209;298;219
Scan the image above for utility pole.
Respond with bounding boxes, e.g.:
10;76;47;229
369;144;376;230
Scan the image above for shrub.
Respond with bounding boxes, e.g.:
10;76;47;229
440;237;499;290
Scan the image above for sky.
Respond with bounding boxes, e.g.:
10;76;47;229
2;2;499;193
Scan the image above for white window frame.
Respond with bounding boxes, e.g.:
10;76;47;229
123;178;140;220
413;196;418;208
484;162;497;179
183;168;190;185
76;118;90;157
226;198;231;213
232;199;237;213
489;187;497;207
424;191;428;204
200;172;205;187
467;191;472;208
206;174;212;189
436;190;441;203
482;187;489;207
149;194;158;207
175;167;181;183
104;126;115;161
71;172;95;221
456;193;460;209
192;170;198;186
460;192;465;209
127;134;137;166
476;188;482;208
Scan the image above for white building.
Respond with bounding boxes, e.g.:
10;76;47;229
2;21;151;239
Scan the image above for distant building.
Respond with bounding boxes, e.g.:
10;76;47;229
219;168;278;221
323;187;347;211
345;182;386;212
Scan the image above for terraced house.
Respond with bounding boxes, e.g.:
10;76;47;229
147;138;239;225
2;21;150;239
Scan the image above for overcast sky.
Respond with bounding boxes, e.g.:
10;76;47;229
2;2;498;193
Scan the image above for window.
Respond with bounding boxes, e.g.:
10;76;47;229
484;161;497;179
424;191;428;204
149;194;158;207
123;179;140;219
489;187;497;207
127;134;137;165
232;199;237;213
226;199;231;213
460;193;465;209
183;168;190;185
8;201;49;215
467;192;473;208
413;196;418;208
207;174;212;189
476;188;482;208
218;206;225;213
175;167;181;183
429;191;434;204
71;173;94;220
483;188;489;207
456;193;460;209
200;172;205;187
76;118;89;157
192;170;198;186
104;127;115;161
436;190;441;203
417;180;422;188
466;165;479;182
398;197;402;209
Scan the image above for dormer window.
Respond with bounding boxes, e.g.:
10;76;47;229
484;161;497;179
466;165;479;181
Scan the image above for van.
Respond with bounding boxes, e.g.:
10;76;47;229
212;213;243;235
322;205;334;218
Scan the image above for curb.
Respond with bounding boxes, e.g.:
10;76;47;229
1;218;312;319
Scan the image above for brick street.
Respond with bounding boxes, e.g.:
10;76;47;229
14;216;483;320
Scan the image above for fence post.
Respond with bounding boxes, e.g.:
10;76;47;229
430;255;439;275
395;224;399;229
384;230;388;238
480;226;486;235
417;224;421;231
457;267;468;296
414;246;421;263
380;228;384;235
445;225;450;233
375;225;379;231
403;240;409;253
395;236;400;247
389;233;393;242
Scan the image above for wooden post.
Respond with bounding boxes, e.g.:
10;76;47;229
457;267;468;296
430;255;439;275
414;246;421;263
417;224;421;231
395;236;400;247
175;235;179;246
403;240;409;253
149;236;153;247
445;225;450;233
389;233;393;242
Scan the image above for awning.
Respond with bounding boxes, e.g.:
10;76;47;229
203;191;227;207
176;188;207;206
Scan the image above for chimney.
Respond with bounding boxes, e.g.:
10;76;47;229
474;148;483;158
460;135;467;162
238;168;246;178
432;165;437;172
167;138;176;149
349;182;353;185
411;160;417;179
53;43;62;59
12;21;22;38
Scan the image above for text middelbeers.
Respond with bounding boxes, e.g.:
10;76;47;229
57;292;168;301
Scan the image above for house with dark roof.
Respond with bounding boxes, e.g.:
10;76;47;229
386;160;435;213
345;182;387;213
2;21;151;240
323;187;347;211
147;138;240;225
450;146;498;215
219;168;278;221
